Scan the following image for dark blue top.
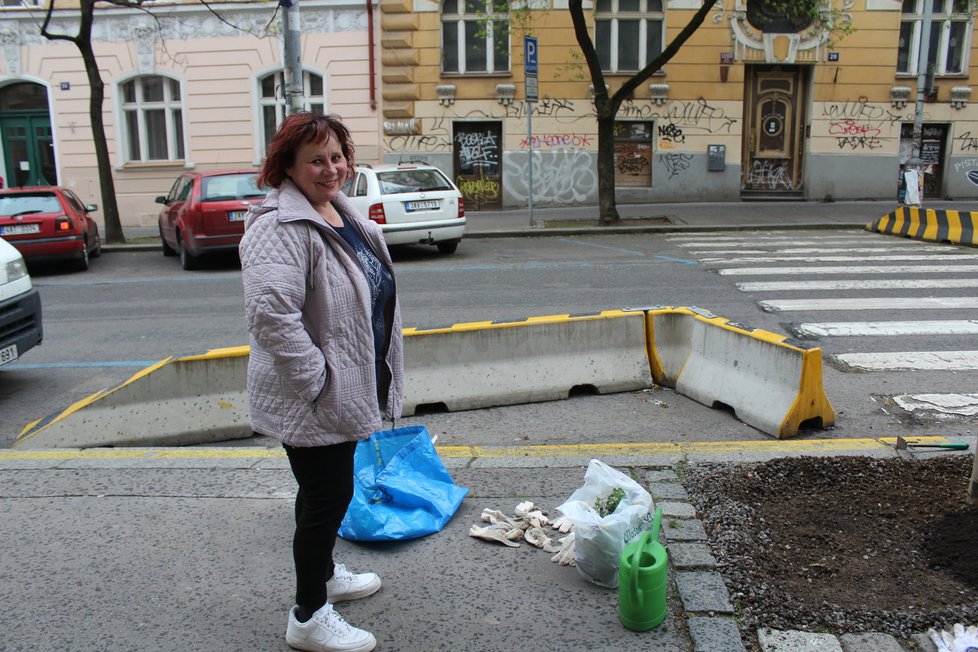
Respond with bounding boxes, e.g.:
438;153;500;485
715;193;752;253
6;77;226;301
332;214;395;386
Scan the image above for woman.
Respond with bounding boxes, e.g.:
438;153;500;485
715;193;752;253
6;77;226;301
239;112;403;652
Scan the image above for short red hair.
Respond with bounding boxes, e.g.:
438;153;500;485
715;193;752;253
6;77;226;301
258;112;356;189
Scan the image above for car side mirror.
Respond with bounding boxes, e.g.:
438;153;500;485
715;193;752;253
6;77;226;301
155;195;167;205
85;204;98;213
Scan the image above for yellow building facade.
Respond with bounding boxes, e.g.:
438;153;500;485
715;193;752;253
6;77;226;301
379;0;978;208
0;0;974;229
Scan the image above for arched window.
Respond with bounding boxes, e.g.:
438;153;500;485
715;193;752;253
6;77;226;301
442;0;510;74
595;0;664;74
119;75;185;163
258;70;325;152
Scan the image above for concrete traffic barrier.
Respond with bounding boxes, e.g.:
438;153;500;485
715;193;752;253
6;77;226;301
867;206;978;245
401;310;653;415
15;346;251;449
16;306;834;447
16;311;654;447
645;307;835;439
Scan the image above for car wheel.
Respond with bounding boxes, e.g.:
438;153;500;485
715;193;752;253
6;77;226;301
436;239;459;255
75;238;90;271
90;229;102;258
160;225;177;257
178;233;200;270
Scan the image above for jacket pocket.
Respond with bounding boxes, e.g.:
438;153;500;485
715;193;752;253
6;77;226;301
312;362;376;435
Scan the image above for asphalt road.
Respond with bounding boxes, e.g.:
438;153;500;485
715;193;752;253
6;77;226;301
3;228;977;449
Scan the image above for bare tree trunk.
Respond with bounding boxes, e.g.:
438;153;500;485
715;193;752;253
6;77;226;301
569;0;719;227
595;103;619;225
80;41;124;243
42;0;125;243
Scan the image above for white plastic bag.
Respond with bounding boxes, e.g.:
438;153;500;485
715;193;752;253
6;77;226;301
556;459;654;588
904;168;921;206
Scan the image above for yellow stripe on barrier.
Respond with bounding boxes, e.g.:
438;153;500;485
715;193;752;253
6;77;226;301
403;310;642;336
948;210;963;244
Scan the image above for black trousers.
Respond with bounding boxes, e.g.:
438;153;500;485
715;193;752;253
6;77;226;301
284;440;357;612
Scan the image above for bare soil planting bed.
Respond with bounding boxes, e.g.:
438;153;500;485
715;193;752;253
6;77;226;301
680;455;978;650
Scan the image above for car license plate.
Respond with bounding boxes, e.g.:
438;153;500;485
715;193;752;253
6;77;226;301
0;343;17;367
228;211;246;222
405;200;439;212
0;223;40;235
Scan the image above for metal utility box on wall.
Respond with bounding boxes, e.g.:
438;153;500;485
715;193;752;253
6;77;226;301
707;145;726;171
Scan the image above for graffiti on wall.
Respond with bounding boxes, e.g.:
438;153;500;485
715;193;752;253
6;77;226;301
820;97;910;150
747;158;793;190
519;133;593;149
956;132;978;152
828;119;883;150
455;176;500;203
456;130;500;173
619;98;738;134
659;152;694;179
953;158;978;186
657;123;685;150
505;149;598;204
505;98;576;119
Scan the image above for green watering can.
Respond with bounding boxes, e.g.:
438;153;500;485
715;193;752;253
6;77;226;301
618;506;667;632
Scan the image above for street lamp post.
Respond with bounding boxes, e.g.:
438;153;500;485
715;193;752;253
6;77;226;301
281;0;304;115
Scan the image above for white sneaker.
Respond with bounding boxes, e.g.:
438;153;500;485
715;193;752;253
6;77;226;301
326;563;382;603
286;603;377;652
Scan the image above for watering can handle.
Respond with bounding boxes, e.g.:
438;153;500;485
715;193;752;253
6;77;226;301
630;506;663;606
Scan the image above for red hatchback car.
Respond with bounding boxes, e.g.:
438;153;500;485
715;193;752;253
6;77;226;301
0;186;101;272
156;169;266;270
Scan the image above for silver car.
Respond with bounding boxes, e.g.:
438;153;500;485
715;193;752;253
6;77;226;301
341;164;466;254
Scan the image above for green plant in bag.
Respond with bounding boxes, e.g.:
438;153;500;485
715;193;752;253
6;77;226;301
594;486;625;517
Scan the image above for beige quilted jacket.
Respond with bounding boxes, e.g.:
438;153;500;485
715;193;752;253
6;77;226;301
239;180;404;447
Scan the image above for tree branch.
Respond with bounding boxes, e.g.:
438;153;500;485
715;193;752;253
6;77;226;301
613;0;718;104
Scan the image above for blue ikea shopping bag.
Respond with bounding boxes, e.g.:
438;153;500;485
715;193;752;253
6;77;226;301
338;425;468;542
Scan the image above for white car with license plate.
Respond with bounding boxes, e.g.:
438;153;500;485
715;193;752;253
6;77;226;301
0;236;42;368
341;164;466;254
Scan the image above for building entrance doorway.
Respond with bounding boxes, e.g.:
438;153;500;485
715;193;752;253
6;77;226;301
452;121;502;210
0;82;56;187
742;65;809;196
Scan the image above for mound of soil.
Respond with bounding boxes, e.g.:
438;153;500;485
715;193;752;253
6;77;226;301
681;455;978;649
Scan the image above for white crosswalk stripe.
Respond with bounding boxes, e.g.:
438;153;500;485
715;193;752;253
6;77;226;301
737;279;978;291
704;253;978;264
760;297;978;312
837;351;978;371
719;264;978;275
796;320;978;337
666;231;978;378
692;246;950;255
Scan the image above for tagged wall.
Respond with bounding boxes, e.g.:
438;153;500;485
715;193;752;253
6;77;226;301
385;97;745;207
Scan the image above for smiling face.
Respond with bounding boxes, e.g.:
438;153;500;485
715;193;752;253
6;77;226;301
286;130;349;210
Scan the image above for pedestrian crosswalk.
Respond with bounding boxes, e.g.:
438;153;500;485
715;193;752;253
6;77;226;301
666;230;978;376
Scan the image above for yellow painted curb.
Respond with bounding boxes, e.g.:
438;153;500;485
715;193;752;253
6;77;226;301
1;437;961;462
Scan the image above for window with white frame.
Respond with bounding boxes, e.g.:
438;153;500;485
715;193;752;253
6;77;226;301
595;0;664;74
120;76;185;163
442;0;510;74
898;0;972;76
258;70;325;153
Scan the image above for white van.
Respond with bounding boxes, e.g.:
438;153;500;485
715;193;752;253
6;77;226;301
0;236;42;367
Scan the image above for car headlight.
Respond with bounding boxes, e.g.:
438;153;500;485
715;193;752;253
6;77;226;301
6;256;28;282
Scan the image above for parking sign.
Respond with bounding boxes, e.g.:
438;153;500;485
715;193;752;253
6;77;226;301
524;36;538;76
